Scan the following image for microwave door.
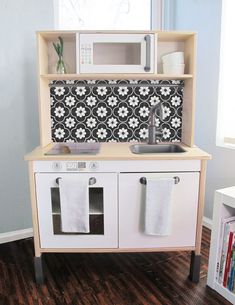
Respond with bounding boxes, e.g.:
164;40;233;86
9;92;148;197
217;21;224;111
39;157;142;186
78;33;155;74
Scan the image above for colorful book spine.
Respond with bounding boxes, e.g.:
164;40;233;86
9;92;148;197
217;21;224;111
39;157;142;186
223;232;234;287
219;223;231;284
216;219;226;281
228;243;235;291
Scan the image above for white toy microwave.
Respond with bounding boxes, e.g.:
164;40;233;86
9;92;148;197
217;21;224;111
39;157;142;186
76;33;155;74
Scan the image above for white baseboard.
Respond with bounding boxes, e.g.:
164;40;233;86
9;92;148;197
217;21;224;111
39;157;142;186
203;216;212;230
0;228;33;244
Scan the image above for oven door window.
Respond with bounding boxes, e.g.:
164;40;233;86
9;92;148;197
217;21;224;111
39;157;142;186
51;187;104;235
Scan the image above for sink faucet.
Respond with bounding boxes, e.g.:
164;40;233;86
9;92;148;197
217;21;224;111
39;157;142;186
147;101;164;145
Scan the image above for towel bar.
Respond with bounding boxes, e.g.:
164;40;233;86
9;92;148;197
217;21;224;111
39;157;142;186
140;176;180;185
55;177;96;185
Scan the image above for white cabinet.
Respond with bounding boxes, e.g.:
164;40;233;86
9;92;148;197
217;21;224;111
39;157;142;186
29;159;207;284
207;187;235;304
119;172;199;248
35;172;118;249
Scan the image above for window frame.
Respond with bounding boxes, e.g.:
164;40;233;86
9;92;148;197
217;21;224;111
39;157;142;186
216;0;235;149
54;0;173;31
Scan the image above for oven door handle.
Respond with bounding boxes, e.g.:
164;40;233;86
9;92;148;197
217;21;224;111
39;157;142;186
56;177;97;185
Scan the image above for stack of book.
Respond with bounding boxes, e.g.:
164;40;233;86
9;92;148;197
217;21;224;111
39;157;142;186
216;216;235;292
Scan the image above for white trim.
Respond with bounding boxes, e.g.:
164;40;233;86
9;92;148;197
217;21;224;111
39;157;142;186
161;0;175;30
54;0;164;31
203;216;212;230
0;228;33;244
217;142;235;150
53;0;59;30
151;0;163;30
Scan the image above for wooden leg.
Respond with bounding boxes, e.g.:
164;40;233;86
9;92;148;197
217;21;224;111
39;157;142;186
188;251;201;283
34;255;45;284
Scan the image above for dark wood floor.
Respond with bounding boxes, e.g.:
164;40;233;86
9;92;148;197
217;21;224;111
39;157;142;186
0;227;232;305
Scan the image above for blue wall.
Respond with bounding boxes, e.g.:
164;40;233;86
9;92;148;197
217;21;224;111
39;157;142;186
0;0;53;233
174;0;235;219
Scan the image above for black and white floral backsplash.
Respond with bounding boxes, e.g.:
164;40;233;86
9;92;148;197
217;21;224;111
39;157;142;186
50;80;184;143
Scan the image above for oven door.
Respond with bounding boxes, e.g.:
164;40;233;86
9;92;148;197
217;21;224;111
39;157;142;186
35;173;118;249
77;33;155;73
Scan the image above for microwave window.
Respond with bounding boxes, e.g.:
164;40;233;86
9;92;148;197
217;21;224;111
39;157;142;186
93;43;141;65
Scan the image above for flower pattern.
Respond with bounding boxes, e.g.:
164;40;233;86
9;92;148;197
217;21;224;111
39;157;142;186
128;117;139;128
50;80;183;142
118;87;128;96
65;96;76;107
108;96;118;107
118;128;128;139
139;106;149;118
163;106;171;118
97;128;107;139
75;128;86;139
86;96;97;107
128;96;139;107
54;106;65;118
54;87;65;96
97;87;107;96
75;87;86;96
150;96;160;106
171;96;182;106
86;117;97;128
171;117;181;128
87;139;96;143
139;87;150;96
54;128;65;139
97;106;107;118
160;87;171;96
75;106;86;118
108;117;118;128
118;106;128;118
65;117;75;128
162;127;171;139
139;128;148;139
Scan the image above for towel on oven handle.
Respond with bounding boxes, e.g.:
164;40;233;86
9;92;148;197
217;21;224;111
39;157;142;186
59;176;90;233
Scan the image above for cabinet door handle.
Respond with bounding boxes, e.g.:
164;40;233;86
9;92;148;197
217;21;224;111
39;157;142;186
55;177;96;185
144;35;151;72
140;176;180;185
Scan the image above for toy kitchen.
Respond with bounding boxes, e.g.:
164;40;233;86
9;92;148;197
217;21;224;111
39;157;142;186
25;30;211;284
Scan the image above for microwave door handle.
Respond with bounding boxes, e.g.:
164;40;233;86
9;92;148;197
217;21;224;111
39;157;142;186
144;35;151;72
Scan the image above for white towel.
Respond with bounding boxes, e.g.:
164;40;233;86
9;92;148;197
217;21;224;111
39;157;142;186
144;177;174;236
59;177;90;233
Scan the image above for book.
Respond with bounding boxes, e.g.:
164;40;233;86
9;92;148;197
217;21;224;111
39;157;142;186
223;231;234;287
218;217;235;284
227;242;235;290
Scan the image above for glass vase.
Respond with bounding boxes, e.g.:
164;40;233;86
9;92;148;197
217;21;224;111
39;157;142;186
56;56;67;74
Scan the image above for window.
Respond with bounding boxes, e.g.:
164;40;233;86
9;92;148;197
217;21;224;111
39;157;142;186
216;0;235;147
54;0;163;30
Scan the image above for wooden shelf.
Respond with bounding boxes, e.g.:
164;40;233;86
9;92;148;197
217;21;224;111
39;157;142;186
38;30;196;147
41;73;193;80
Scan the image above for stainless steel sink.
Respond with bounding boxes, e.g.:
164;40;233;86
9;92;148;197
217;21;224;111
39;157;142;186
130;144;186;154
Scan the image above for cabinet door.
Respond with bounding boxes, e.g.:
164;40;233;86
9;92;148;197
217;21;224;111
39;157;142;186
35;173;118;249
119;172;199;248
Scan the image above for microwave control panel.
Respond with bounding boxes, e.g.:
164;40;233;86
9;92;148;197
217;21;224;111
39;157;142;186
80;44;92;65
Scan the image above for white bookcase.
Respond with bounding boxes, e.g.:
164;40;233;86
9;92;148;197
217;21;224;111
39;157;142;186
207;186;235;304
